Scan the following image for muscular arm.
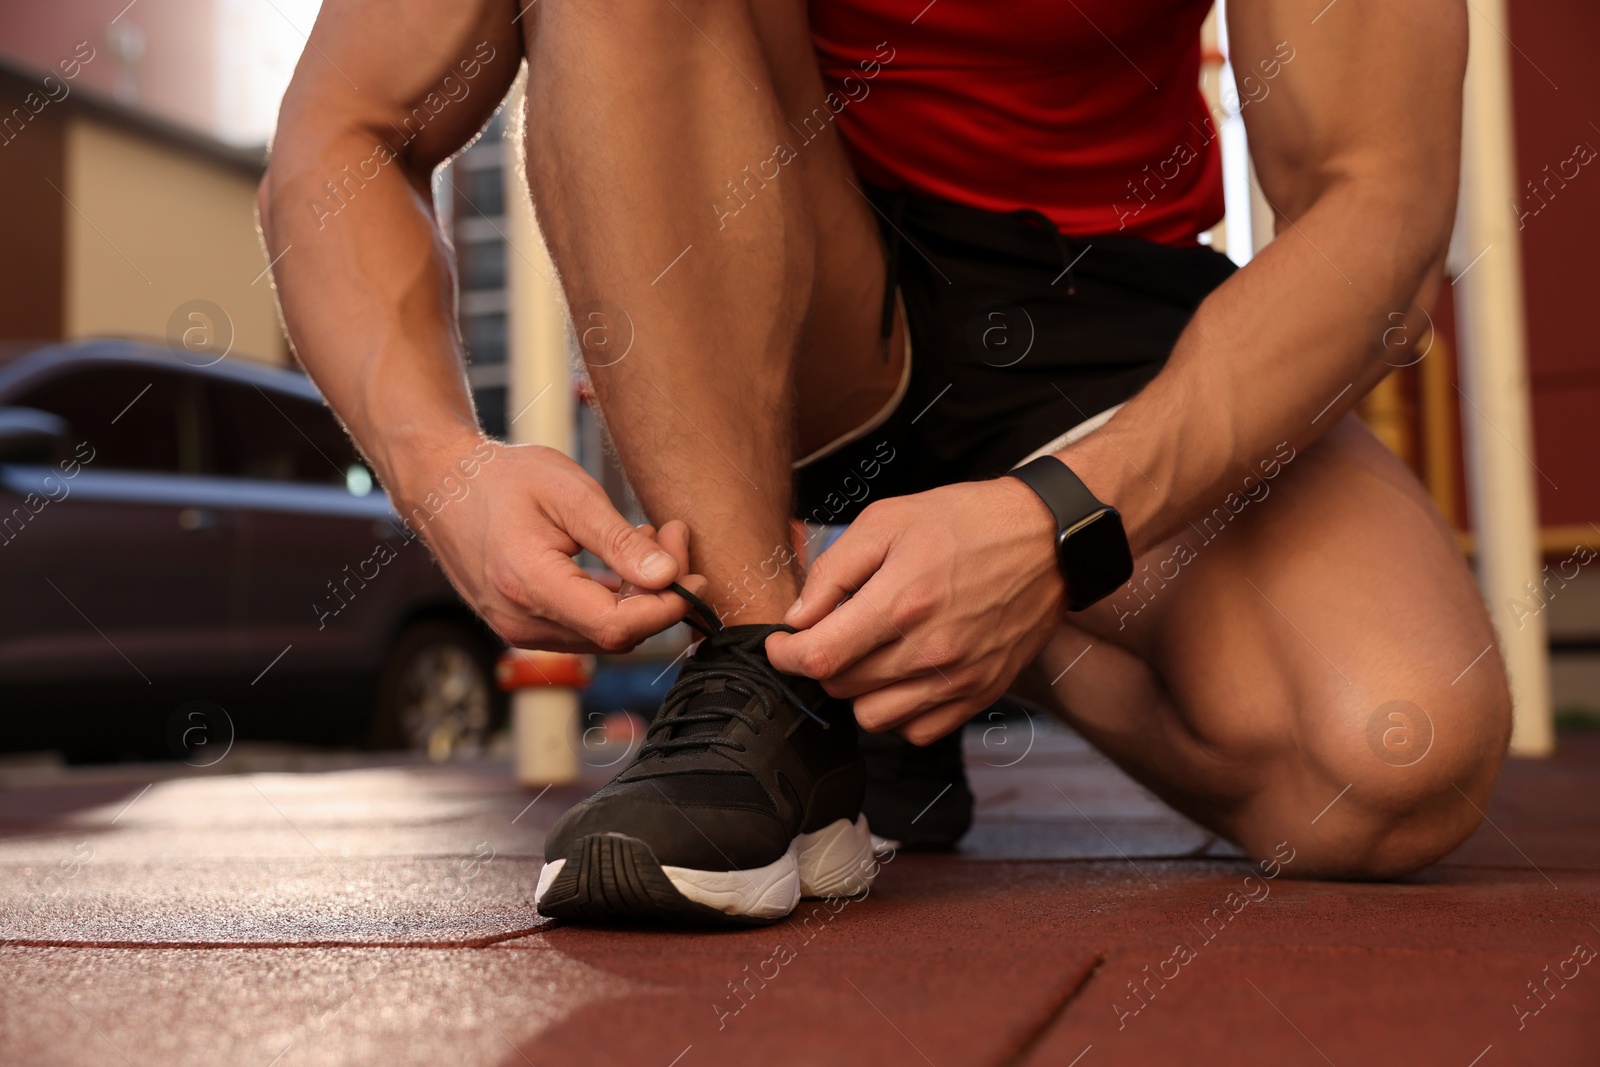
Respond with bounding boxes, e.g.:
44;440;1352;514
1057;0;1465;553
768;0;1467;737
262;0;519;477
261;0;700;651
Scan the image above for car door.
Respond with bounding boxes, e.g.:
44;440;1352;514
0;362;246;686
203;376;407;681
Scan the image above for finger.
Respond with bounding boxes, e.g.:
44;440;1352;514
896;702;976;747
809;637;939;699
554;485;679;590
654;520;693;574
852;673;964;733
616;520;697;600
766;582;901;680
542;553;695;651
782;518;892;629
614;525;662;596
484;614;603;655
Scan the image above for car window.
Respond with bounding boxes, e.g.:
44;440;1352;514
11;364;199;473
205;379;367;489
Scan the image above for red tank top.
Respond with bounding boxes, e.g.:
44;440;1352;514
809;0;1224;245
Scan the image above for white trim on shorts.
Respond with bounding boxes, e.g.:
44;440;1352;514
792;290;914;471
1011;402;1125;468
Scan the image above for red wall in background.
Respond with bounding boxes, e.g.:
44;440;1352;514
0;0;218;141
1506;0;1600;528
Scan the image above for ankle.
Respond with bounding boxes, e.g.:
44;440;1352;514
705;571;800;626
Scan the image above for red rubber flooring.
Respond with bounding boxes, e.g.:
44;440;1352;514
2;728;1596;1066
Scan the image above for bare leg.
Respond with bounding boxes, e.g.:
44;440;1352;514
518;0;898;622
1013;416;1511;878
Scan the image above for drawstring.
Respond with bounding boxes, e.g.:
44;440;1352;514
878;190;907;363
1012;207;1078;296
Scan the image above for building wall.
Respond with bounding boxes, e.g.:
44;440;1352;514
0;0;219;142
1506;0;1599;530
0;78;65;343
62;115;286;365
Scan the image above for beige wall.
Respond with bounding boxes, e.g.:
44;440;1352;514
62;116;286;366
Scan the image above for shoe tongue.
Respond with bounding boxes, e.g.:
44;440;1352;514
656;624;797;743
671;680;747;740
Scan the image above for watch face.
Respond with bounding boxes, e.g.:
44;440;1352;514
1058;508;1134;611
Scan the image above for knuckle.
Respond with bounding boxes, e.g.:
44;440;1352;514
805;552;833;587
799;645;836;678
486;560;534;611
923;639;961;671
858;500;893;528
600;520;637;564
894;589;933;625
592;621;635;653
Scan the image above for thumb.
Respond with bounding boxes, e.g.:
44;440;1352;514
784;520;890;629
561;491;679;589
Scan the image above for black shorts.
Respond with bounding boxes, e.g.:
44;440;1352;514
793;185;1236;526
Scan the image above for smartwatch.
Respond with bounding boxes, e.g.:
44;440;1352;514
1007;456;1134;611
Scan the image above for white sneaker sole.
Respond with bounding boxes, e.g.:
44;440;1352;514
534;814;876;923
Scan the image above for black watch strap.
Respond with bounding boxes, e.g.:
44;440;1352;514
1008;455;1133;611
1009;455;1104;531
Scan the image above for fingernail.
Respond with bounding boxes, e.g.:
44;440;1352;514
641;551;673;582
784;597;802;621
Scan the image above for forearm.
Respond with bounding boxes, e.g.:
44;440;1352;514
261;121;482;503
1058;178;1447;556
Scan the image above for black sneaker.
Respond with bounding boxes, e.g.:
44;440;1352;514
534;587;876;925
859;724;974;852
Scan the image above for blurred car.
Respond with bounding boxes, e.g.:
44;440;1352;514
0;339;504;761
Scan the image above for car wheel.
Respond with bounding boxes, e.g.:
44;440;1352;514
372;620;502;759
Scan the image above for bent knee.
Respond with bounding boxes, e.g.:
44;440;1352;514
1241;683;1512;880
1274;798;1485;880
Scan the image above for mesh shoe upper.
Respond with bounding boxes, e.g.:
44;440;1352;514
544;621;864;872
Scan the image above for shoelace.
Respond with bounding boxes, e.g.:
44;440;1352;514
635;584;831;758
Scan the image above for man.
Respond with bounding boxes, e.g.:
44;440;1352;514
262;0;1510;924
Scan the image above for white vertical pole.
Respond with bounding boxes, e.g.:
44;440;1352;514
1214;1;1255;266
503;74;573;455
502;72;583;783
1454;1;1553;756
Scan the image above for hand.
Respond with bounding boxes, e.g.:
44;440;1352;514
766;477;1064;743
393;435;706;653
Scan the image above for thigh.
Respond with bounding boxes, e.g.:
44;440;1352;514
747;0;903;458
1022;414;1512;877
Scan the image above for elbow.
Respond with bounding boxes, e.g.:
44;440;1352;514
258;127;299;250
1403;175;1459;266
256;173;276;247
1382;139;1462;266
